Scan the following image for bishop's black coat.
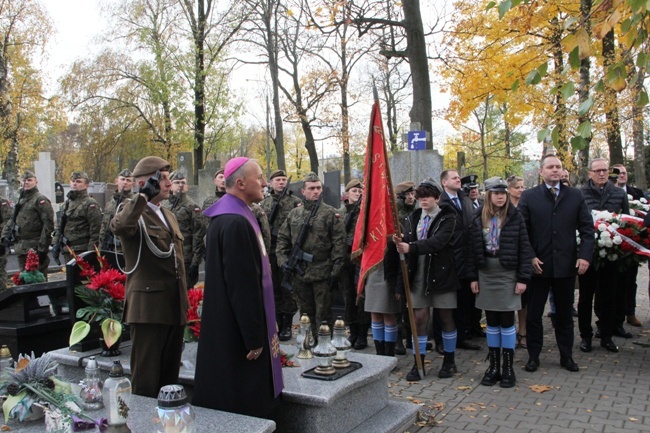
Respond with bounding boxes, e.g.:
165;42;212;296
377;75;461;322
192;214;279;418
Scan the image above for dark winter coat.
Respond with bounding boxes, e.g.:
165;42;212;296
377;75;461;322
396;203;459;295
580;180;629;214
439;190;473;278
467;204;534;283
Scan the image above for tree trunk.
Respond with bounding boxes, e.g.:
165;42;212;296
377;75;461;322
402;0;432;148
551;18;570;169
632;65;646;189
602;30;623;165
576;0;592;184
192;0;206;184
266;0;285;171
340;23;351;184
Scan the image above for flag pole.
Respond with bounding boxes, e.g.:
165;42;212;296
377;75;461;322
376;88;425;379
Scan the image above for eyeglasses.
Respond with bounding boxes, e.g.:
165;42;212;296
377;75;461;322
589;169;608;174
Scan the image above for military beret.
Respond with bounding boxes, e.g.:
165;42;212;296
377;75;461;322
270;169;287;180
461;174;479;188
484;176;508;192
418;178;442;195
169;171;186;181
214;168;224;178
132;156;171;177
21;170;36;180
118;169;132;177
303;172;321;184
395;181;415;195
345;179;363;191
71;171;90;182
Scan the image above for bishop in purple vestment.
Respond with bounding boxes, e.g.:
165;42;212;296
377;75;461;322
193;158;283;418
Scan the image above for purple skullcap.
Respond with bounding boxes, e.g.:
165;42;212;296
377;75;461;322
224;157;250;178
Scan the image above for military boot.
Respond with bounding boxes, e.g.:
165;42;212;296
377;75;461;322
354;323;369;350
481;347;501;386
406;354;426;381
438;352;457;378
374;340;385;356
279;314;292;342
500;348;516;388
384;342;396;357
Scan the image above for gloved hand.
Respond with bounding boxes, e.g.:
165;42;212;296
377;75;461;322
0;236;9;249
188;264;199;283
139;170;161;201
51;244;62;265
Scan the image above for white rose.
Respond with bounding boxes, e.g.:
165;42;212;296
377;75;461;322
611;223;619;229
628;194;633;201
641;198;648;204
608;253;618;261
604;239;613;248
598;240;605;247
598;223;608;232
600;231;611;239
599;249;607;257
612;236;622;245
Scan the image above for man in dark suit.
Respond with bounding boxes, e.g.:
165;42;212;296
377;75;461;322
440;169;481;350
519;154;594;372
111;156;189;397
612;164;644;329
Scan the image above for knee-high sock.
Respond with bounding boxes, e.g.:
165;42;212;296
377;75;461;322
501;325;517;350
486;325;501;348
442;330;457;353
371;321;385;342
412;335;428;355
384;324;398;343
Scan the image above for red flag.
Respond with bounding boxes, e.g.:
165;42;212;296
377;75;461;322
351;98;397;297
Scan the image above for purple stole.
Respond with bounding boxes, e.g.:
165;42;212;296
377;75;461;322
204;194;283;397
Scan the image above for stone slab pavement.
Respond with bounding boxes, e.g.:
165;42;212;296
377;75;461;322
351;265;650;433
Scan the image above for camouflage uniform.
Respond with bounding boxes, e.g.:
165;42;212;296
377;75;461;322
1;185;54;280
0;196;13;290
276;194;346;336
250;203;272;254
163;191;205;288
99;189;133;252
55;189;102;264
260;184;302;337
201;190;226;211
396;180;417;222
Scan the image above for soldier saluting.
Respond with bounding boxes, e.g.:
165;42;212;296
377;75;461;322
52;171;102;264
276;172;346;337
260;169;302;341
1;171;54;281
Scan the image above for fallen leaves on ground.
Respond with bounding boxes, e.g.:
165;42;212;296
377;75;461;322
457;385;472;390
529;384;552;393
629;417;639;422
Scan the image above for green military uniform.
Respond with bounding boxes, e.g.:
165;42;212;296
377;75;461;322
202;190;226;211
276;174;346;336
260;170;303;339
250;203;272;254
99;189;133;252
163;173;205;288
337;179;371;349
54;172;102;263
395;181;416;221
0;196;13;290
1;173;55;281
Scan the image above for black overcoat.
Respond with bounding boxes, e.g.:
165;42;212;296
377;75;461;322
518;184;594;279
192;214;278;418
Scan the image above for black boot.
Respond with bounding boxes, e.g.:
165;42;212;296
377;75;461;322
279;314;292;342
347;323;358;347
395;324;406;355
374;340;385;356
384;342;396;356
438;351;457;378
481;347;501;386
500;348;516;388
406;354;426;381
354;323;369;350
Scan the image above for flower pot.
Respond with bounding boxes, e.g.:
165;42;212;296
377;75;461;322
99;337;121;357
44;406;72;433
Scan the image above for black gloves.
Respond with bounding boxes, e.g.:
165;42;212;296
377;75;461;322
51;244;62;265
139;170;161;202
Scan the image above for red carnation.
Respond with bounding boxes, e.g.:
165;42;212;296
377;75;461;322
25;250;40;272
12;272;24;286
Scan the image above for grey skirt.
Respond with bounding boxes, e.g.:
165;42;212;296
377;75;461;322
475;256;521;312
364;266;400;314
409;256;457;309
